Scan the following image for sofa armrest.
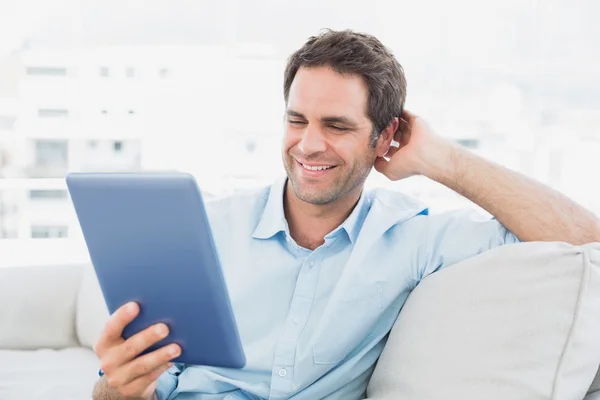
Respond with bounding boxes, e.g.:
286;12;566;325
0;263;85;349
367;242;600;399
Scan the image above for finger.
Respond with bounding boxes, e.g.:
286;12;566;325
392;130;406;146
401;109;416;122
393;126;412;147
95;302;139;356
110;323;171;369
398;117;410;132
112;344;181;387
113;362;172;399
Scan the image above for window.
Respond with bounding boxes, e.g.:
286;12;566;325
100;67;109;77
34;140;68;167
159;68;169;78
101;110;108;115
456;139;480;149
0;229;17;239
113;141;123;152
126;67;135;78
25;67;67;76
31;225;68;239
245;140;257;153
128;110;135;115
38;109;69;118
0;193;18;239
29;190;68;200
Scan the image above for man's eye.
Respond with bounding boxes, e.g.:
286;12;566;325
289;120;306;125
330;125;347;131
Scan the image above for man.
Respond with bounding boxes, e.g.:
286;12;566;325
93;30;600;400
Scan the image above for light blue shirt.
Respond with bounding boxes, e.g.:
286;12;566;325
156;177;519;400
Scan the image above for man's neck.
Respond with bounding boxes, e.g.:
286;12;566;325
284;181;362;250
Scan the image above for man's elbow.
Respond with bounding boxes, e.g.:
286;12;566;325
542;219;600;246
590;221;600;244
571;220;600;245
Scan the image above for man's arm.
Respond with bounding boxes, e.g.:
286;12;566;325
424;139;600;245
375;111;600;245
93;376;157;400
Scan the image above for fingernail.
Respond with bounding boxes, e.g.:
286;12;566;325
155;324;167;336
169;345;180;356
126;302;137;314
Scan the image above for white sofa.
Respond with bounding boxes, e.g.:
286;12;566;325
2;241;600;400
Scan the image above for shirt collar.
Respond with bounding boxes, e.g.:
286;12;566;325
326;190;369;244
252;176;369;244
252;176;288;240
252;177;429;243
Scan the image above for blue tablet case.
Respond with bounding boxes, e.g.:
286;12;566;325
66;172;246;368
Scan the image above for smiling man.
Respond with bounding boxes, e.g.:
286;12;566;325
93;30;600;400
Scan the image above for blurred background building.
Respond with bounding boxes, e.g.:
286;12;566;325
0;0;599;245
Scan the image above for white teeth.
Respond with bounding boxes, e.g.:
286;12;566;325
301;163;333;171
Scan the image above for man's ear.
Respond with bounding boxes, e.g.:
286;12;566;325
376;117;399;157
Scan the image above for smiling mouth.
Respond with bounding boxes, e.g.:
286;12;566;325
294;158;336;172
299;162;335;171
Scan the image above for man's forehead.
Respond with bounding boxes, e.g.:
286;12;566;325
288;66;369;120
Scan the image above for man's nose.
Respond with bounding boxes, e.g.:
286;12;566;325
298;125;327;156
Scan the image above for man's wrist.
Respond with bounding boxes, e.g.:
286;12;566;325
418;136;461;184
92;375;158;400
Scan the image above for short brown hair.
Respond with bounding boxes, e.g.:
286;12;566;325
284;29;407;146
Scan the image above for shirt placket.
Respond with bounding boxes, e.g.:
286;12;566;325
269;247;321;400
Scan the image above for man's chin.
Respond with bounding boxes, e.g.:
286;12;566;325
290;183;337;205
297;193;334;205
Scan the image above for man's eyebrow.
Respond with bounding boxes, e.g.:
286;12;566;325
286;110;358;127
321;115;358;127
286;110;306;119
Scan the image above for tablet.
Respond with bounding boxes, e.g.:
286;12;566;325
66;172;246;368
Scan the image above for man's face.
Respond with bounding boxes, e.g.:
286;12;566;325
283;66;380;205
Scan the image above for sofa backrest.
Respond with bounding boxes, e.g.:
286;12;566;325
76;264;110;349
0;264;84;350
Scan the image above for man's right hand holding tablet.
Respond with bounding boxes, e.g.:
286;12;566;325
92;302;182;400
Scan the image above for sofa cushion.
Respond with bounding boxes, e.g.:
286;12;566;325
367;241;600;400
586;392;600;400
0;264;83;350
590;368;600;394
76;264;110;349
0;347;99;400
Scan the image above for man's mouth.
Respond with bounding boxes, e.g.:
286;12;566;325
299;163;335;171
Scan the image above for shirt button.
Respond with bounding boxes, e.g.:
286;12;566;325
293;317;300;324
309;261;315;267
278;368;287;377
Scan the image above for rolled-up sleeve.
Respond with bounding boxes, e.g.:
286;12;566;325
419;209;520;281
155;363;185;400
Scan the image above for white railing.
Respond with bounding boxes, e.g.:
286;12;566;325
0;178;66;190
